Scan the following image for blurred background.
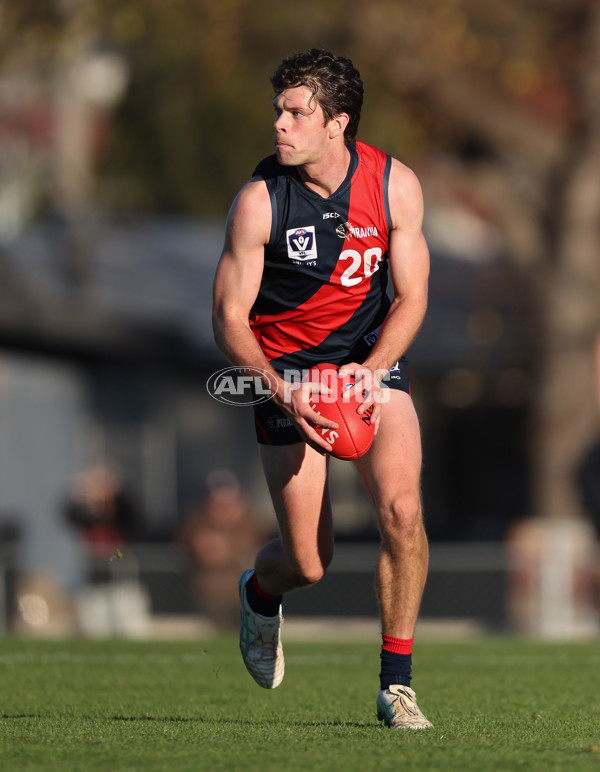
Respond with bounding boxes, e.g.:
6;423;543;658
0;0;599;640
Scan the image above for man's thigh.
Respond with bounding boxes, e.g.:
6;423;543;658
259;441;333;560
354;390;423;511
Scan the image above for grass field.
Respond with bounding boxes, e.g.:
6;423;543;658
1;634;599;771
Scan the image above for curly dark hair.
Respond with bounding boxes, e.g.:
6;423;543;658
270;48;363;143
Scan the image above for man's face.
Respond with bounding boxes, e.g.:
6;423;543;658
273;86;331;166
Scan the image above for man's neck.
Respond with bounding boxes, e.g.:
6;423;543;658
297;145;352;198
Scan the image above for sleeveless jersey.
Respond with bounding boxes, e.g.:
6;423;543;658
249;141;393;373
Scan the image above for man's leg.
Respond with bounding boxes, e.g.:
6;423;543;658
354;390;432;728
355;390;428;636
256;441;333;593
239;441;332;688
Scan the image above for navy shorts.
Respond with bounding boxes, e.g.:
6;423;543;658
253;356;410;446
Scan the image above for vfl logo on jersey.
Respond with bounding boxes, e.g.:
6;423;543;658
286;226;318;263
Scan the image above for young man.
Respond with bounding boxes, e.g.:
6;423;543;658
212;49;432;729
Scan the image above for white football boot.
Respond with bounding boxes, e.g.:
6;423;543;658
238;569;285;689
377;684;433;729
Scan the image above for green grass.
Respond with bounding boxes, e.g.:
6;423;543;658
1;635;600;771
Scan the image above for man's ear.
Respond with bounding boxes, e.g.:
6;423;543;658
329;112;349;139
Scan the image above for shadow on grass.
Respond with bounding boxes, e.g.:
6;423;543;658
112;715;373;729
1;712;374;730
0;713;198;723
2;713;374;730
304;720;373;729
111;715;198;722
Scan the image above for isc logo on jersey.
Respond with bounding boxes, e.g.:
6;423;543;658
286;226;318;263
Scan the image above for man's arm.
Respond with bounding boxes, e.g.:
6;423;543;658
212;180;273;375
364;158;429;371
339;159;430;415
212;179;337;451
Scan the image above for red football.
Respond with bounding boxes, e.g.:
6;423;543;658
305;362;375;460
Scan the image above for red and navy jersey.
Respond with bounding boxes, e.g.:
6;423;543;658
249;141;393;373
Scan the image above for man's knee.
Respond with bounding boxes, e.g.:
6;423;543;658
290;548;333;587
378;492;423;545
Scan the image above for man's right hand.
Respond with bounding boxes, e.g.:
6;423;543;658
274;378;339;453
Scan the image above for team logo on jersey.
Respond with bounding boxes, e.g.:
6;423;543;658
336;222;348;238
286;226;318;263
337;221;379;239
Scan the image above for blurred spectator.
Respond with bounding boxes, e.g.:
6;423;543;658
64;466;150;637
177;469;270;630
64;465;137;559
